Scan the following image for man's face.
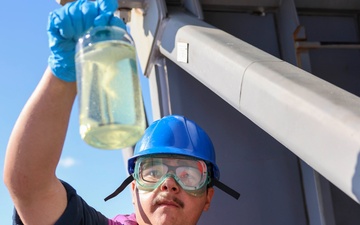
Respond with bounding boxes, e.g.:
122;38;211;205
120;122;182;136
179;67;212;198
131;156;214;225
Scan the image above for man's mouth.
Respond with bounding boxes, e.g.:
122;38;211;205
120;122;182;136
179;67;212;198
153;195;185;208
157;200;180;207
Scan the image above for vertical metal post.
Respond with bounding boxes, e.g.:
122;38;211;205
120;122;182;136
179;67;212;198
277;1;336;225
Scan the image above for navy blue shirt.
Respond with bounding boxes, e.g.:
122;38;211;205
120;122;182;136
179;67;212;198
13;180;109;225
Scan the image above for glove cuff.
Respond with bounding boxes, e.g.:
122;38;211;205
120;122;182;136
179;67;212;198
48;53;76;82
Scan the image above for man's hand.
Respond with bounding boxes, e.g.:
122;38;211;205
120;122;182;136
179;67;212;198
47;0;126;82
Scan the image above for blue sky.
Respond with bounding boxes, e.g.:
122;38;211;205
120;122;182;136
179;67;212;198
0;1;151;223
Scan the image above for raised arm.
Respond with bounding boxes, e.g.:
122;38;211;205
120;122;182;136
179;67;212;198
3;0;125;224
4;68;76;224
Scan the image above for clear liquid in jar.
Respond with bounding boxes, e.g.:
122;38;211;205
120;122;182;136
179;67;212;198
76;40;145;149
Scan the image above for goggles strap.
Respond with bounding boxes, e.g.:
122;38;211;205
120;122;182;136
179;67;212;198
104;175;241;201
212;179;240;200
104;175;134;202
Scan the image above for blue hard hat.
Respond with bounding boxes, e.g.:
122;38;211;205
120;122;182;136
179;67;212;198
104;115;239;201
128;115;220;180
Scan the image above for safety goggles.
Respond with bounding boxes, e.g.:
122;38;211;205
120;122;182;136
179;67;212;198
104;155;240;202
133;155;211;194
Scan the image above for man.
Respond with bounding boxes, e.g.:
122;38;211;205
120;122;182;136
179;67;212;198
4;0;239;224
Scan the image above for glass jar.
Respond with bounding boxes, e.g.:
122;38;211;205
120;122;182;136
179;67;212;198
75;26;146;150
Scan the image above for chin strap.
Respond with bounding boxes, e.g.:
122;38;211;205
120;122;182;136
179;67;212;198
212;179;240;200
104;175;134;202
104;175;240;201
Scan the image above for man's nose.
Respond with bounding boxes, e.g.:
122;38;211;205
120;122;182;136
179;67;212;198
159;176;180;193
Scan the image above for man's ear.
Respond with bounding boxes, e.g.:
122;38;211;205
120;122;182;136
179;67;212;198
204;187;214;211
131;181;137;204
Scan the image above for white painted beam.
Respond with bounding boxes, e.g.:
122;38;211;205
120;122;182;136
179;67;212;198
157;10;360;204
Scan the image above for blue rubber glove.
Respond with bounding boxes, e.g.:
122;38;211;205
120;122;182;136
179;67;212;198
47;0;126;82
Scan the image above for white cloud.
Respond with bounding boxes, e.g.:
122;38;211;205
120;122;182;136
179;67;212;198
59;157;77;168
